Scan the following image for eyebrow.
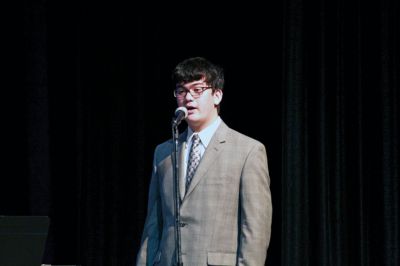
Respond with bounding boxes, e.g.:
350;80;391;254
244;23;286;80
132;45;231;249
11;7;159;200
177;84;208;89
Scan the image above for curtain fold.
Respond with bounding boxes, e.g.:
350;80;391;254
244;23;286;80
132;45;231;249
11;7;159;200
282;0;399;265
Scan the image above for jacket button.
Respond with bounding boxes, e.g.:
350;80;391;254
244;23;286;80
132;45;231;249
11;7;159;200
180;222;187;227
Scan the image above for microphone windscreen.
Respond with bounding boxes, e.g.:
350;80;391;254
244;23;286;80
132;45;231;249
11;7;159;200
175;107;188;118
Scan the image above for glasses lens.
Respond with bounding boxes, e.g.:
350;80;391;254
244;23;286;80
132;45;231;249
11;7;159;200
174;88;185;98
191;88;203;98
174;86;211;98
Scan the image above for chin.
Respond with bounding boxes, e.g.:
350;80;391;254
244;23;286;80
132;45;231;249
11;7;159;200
187;118;202;128
187;113;199;121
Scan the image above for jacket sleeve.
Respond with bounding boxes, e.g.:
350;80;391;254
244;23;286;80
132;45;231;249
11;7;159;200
237;143;272;266
136;149;163;266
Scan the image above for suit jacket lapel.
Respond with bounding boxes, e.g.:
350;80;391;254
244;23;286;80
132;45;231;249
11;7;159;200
173;130;188;201
178;134;187;201
183;122;228;200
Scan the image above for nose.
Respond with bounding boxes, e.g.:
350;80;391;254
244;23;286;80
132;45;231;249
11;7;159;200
185;90;195;101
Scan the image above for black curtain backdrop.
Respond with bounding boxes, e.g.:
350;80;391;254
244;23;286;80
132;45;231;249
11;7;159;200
3;0;398;265
282;0;399;265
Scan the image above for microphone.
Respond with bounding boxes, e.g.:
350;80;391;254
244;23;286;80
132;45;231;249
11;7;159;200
172;107;188;126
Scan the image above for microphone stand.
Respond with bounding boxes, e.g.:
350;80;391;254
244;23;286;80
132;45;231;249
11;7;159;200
172;120;183;266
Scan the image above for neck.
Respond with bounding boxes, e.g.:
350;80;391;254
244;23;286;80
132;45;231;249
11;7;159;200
190;114;219;132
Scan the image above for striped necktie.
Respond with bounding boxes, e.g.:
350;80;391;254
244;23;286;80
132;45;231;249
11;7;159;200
186;133;201;191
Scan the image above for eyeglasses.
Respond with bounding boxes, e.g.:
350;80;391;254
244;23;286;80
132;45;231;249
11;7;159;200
173;86;213;99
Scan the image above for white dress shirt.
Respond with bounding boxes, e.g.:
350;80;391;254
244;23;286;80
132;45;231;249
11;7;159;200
184;116;222;181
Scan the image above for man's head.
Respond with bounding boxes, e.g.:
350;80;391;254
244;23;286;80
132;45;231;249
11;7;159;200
172;57;224;132
172;57;224;91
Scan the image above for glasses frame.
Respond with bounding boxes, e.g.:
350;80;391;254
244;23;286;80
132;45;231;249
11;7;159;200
173;86;213;99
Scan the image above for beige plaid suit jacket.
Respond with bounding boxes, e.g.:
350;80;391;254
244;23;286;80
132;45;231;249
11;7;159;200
137;121;272;266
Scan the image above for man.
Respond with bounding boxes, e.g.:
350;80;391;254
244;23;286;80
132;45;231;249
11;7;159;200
137;57;272;265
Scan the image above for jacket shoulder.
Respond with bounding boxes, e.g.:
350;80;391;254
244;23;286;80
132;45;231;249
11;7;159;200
153;138;173;163
225;126;265;151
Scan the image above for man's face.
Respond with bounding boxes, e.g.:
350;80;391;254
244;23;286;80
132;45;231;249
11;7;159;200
175;78;222;132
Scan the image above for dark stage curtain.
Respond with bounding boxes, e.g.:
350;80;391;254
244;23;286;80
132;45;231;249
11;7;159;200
6;0;398;265
282;0;399;265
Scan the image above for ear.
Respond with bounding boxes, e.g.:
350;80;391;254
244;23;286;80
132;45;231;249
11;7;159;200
213;89;223;106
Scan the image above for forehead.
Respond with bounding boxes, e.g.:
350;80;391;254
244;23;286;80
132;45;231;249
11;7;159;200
178;78;207;88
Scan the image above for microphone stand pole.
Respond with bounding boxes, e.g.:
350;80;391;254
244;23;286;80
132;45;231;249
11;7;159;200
172;121;183;266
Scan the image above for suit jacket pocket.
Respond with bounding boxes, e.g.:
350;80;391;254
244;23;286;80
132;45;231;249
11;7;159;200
207;252;236;266
204;175;232;185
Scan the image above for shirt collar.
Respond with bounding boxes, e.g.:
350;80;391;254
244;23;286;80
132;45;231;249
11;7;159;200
187;116;222;148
